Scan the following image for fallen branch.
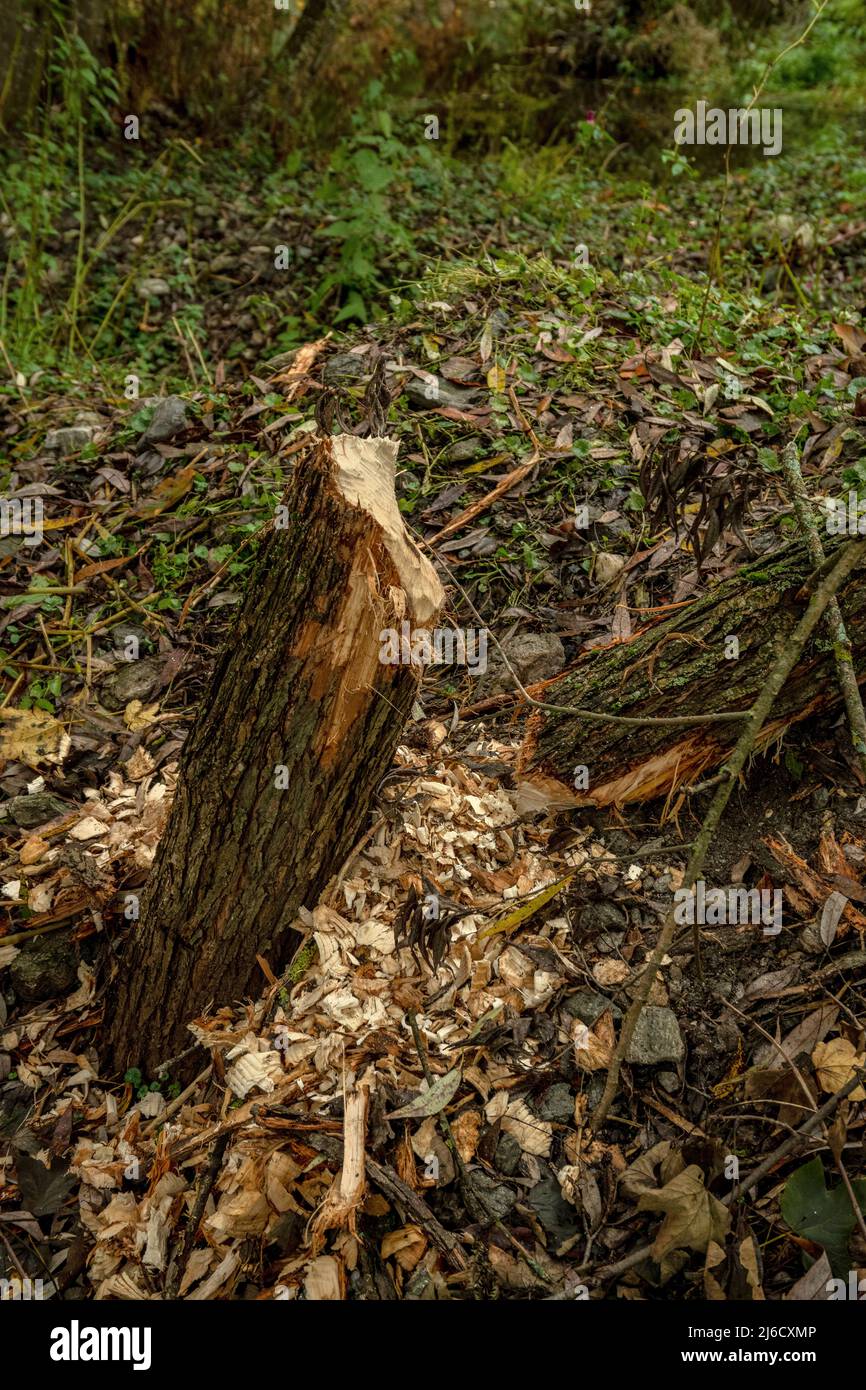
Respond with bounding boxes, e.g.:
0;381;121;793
781;439;866;780
590;537;866;1131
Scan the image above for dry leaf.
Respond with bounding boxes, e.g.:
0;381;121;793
501;1097;552;1157
124;700;160;731
638;1165;730;1259
573;1010;615;1071
381;1224;427;1271
812;1038;866;1101
0;707;70;766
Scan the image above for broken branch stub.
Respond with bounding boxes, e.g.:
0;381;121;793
104;435;444;1077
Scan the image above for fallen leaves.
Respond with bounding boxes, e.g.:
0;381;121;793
812;1037;866;1101
0;707;70;767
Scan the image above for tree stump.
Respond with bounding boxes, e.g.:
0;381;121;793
518;539;866;811
104;434;443;1077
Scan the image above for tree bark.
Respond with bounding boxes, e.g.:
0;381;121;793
282;0;351;118
518;539;866;811
103;434;443;1079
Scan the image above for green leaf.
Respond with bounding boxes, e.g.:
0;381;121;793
333;290;368;324
479;872;575;939
386;1067;462;1120
351;149;392;193
781;1157;866;1277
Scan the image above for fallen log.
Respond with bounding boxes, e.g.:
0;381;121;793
104;434;443;1078
517;539;866;810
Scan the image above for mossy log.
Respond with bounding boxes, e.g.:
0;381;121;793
104;435;443;1078
518;540;866;811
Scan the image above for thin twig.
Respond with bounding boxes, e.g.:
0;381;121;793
165;1131;230;1300
591;1067;866;1283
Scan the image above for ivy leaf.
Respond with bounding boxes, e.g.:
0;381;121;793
781;1157;866;1277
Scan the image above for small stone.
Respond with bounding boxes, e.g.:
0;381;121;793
657;1071;679;1094
470;1171;515;1222
137;396;188;449
137;276;171;298
10;933;78;1002
561;989;621;1025
494;1133;522;1176
482;632;565;695
625;1007;685;1065
404;375;481;411
1;792;69;829
535;1083;573;1123
44;426;94;456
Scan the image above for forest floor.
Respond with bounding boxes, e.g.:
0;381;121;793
2;123;866;1301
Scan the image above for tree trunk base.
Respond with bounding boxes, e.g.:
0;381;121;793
103;434;443;1079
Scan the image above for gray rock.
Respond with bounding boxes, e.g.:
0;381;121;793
1;792;69;829
494;1133;523;1176
625;1007;685;1065
561;989;621;1026
470;1171;515;1222
98;654;167;710
404;375;481;411
535;1082;574;1123
44;426;94;456
529;1177;580;1242
10;933;78;1002
578;900;628;933
137;396;188;449
137;276;171;299
482;632;565;695
657;1071;680;1094
322;352;372;385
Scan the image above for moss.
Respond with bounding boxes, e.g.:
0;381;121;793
286;940;317;983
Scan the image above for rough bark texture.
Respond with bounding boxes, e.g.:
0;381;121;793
104;434;443;1078
282;0;350;120
518;539;866;811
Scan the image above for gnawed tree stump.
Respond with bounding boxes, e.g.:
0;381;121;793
518;539;866;811
104;435;443;1077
